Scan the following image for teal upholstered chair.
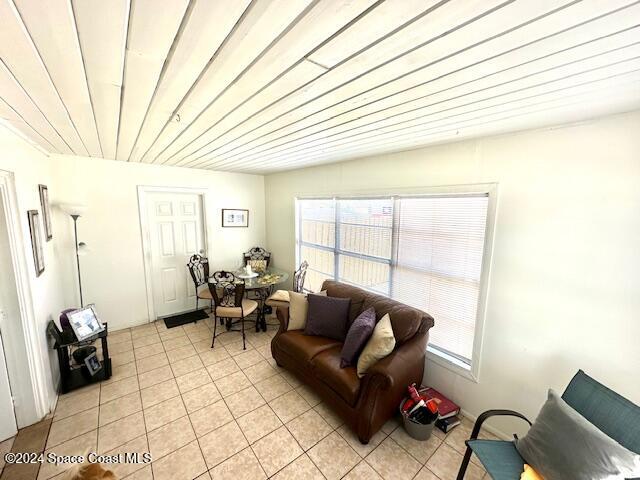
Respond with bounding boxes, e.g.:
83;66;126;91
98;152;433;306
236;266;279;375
457;370;640;479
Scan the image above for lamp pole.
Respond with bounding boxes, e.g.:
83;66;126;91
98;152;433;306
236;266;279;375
71;214;84;307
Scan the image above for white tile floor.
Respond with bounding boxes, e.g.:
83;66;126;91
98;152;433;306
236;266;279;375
40;317;494;480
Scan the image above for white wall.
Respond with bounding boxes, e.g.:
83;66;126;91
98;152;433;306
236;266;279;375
51;155;266;331
264;110;640;436
0;126;266;423
0;126;65;420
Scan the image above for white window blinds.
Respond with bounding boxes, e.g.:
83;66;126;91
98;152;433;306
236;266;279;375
296;193;489;365
393;195;488;364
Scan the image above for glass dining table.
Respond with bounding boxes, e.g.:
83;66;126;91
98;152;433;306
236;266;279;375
210;268;289;332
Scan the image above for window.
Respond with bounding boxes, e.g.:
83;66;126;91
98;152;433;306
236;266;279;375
296;191;491;373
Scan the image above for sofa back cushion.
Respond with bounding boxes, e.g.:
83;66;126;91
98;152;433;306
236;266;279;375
322;280;366;326
322;280;433;345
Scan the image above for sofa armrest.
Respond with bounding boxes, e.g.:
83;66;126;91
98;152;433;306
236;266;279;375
355;331;428;443
364;331;427;391
275;306;290;334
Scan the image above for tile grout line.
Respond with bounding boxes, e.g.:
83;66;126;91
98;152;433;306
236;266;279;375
181;324;216;478
184;316;295;477
79;322;306;477
186;316;254;476
95;318;467;479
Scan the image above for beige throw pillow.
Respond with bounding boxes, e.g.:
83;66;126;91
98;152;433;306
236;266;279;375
357;313;396;377
270;290;290;302
287;290;326;331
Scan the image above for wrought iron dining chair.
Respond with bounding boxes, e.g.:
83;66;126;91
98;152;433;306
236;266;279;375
208;271;258;350
293;260;309;293
187;254;212;313
265;260;309;310
243;246;272;311
243;246;271;271
457;370;640;479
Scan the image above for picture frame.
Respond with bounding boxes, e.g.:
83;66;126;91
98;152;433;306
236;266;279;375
221;208;249;228
27;210;45;276
83;352;102;376
67;305;105;341
39;184;52;240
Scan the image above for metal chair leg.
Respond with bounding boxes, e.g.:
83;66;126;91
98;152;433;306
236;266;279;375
456;444;473;480
241;314;246;350
211;315;217;348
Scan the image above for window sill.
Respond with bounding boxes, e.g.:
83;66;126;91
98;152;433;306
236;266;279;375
426;346;479;383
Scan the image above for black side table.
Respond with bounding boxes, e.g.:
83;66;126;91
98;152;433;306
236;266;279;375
47;320;112;394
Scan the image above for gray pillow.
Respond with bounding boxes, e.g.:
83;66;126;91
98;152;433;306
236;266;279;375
516;389;640;480
305;294;351;341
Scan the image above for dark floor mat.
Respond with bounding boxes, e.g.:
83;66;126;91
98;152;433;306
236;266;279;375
163;309;209;329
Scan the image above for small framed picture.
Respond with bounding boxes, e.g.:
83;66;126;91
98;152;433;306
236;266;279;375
67;305;105;341
27;210;45;276
222;209;249;228
39;184;52;240
83;352;102;376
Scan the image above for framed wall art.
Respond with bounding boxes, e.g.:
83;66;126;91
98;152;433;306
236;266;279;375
27;209;45;276
39;184;52;240
221;209;249;228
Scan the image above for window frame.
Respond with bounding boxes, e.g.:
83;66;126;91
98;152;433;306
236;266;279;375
295;184;497;382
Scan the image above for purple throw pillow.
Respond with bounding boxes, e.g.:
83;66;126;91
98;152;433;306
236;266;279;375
340;307;376;368
305;294;351;341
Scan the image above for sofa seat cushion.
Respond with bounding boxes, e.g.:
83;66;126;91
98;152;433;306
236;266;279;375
311;345;360;406
276;330;341;363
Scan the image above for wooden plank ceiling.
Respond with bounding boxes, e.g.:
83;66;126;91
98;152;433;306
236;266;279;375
1;0;639;173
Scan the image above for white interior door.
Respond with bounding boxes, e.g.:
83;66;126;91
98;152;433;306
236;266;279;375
147;192;206;318
0;326;17;441
0;201;18;440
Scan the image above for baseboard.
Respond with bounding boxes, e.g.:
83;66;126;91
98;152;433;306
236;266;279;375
460;408;511;440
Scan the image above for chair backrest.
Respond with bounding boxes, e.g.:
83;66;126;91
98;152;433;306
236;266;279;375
293;260;309;292
562;370;640;454
187;254;209;288
243;247;271;268
208;271;245;308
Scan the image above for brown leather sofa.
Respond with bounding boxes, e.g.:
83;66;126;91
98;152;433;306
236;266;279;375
271;280;434;443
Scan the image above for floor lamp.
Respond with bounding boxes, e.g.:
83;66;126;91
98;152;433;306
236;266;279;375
60;204;88;307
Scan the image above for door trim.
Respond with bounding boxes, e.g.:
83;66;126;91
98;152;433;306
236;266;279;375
137;186;209;322
0;169;49;425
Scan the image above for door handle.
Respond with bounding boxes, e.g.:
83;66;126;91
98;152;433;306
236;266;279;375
199;249;205;255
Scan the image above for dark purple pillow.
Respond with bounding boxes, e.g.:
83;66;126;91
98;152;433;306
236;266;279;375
340;307;376;368
305;294;351;341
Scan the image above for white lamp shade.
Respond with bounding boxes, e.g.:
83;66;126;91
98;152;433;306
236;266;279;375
59;203;88;216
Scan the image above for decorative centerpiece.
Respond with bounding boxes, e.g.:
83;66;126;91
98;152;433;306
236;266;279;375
258;273;282;285
238;264;258;279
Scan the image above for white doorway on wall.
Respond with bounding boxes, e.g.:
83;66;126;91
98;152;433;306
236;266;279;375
0;200;18;441
138;187;208;321
0;169;49;434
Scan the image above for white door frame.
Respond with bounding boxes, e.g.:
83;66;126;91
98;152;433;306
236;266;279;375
138;185;209;322
0;169;49;425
